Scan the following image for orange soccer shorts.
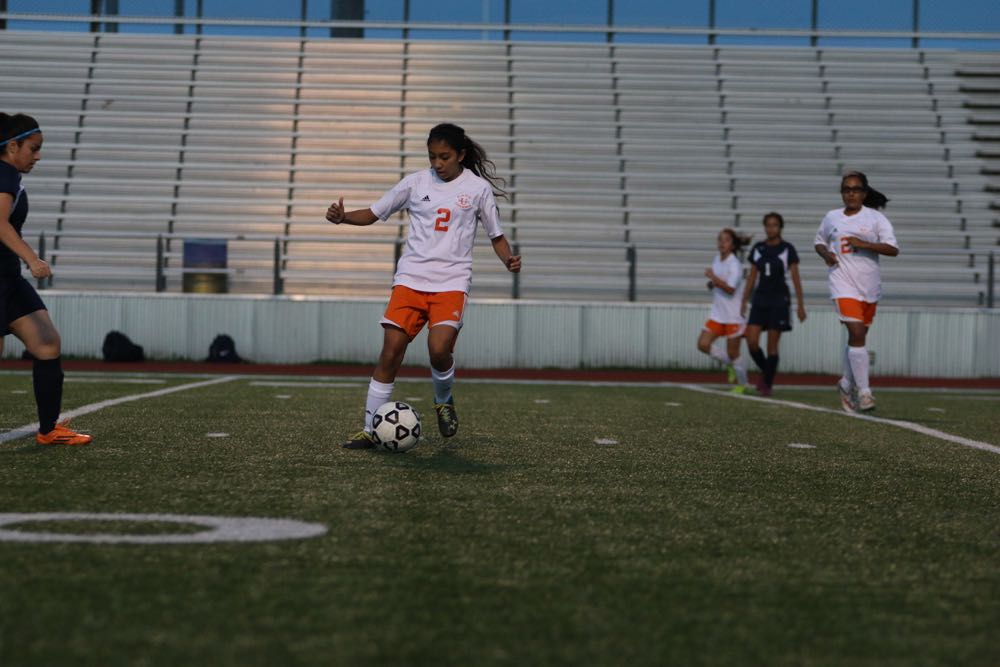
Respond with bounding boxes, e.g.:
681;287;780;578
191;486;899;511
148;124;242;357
380;285;467;339
702;319;745;339
835;298;878;327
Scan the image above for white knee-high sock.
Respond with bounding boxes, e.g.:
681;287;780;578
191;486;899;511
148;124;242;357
365;378;394;431
841;345;855;391
708;345;730;365
847;346;870;394
431;362;455;404
731;355;748;385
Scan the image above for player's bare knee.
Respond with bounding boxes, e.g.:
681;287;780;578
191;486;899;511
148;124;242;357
428;350;452;370
28;330;61;359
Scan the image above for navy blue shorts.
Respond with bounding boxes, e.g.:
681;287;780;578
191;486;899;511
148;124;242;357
1;274;47;336
748;299;792;332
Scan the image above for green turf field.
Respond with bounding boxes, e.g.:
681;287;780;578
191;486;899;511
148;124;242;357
1;372;998;666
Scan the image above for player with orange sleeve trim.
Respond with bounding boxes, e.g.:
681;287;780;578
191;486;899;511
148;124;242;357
697;228;752;392
814;171;899;413
326;123;521;449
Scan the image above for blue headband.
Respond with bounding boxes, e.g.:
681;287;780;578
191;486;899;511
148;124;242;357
0;128;40;147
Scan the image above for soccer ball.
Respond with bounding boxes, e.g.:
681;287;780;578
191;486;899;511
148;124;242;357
371;401;422;452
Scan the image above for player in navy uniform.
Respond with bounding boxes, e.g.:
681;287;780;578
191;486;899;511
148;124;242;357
1;113;91;445
739;212;806;396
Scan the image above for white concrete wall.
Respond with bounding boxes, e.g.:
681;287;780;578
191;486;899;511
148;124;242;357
2;291;997;377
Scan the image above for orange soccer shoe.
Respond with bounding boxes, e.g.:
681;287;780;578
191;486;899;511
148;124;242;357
36;423;92;446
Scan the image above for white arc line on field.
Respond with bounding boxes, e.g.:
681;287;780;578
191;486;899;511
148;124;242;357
0;376;239;444
680;384;1000;455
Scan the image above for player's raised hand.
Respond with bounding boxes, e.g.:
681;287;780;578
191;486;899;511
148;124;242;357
325;197;345;224
505;254;521;273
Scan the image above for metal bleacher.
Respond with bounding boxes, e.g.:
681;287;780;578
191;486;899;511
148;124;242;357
3;30;997;306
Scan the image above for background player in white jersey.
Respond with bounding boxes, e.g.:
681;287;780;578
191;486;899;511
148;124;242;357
326;123;521;449
814;172;898;413
740;212;806;396
697;228;751;392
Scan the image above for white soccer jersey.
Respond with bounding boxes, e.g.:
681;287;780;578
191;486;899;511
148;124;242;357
814;206;898;302
370;168;505;294
708;252;744;324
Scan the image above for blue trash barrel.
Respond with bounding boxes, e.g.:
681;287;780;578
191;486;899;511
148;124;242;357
183;239;228;293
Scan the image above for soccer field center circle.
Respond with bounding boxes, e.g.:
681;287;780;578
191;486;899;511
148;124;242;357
0;513;327;544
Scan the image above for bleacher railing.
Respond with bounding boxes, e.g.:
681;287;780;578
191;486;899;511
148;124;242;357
33;230;998;308
1;12;999;49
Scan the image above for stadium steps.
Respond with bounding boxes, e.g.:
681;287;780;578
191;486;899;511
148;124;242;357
957;52;1000;242
4;30;996;305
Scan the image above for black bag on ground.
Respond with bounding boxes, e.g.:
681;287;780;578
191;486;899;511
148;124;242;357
102;331;145;362
207;334;241;363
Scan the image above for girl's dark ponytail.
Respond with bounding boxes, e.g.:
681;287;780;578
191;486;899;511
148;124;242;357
843;170;889;209
428;123;507;198
722;228;752;256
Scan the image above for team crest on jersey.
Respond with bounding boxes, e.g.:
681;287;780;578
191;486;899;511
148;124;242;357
455;194;473;209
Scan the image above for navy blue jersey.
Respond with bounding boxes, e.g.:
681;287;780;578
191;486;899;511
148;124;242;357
748;240;798;303
0;161;28;277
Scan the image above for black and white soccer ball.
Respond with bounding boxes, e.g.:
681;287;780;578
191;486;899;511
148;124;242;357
371;401;422;452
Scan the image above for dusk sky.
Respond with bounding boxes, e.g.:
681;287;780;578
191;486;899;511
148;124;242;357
6;0;999;48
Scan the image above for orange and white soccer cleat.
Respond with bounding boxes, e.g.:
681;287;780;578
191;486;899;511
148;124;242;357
36;423;92;446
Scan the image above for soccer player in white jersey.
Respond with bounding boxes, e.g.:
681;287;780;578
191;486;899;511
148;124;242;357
814;172;899;413
697;228;751;393
326;123;521;449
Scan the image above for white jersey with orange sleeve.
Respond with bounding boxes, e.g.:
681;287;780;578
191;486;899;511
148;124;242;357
708;252;744;324
813;206;898;302
370;168;504;294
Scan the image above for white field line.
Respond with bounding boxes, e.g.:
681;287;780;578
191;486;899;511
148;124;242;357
0;376;239;444
2;371;994;453
66;378;166;385
680;384;1000;456
249;381;363;388
240;375;993;454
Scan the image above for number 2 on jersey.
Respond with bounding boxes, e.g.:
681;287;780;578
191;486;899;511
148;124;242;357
434;208;451;232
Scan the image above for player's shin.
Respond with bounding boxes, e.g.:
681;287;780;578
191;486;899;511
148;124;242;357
731;355;748;386
847;346;870;394
431;362;455;405
708;345;730;365
840;345;855;391
32;357;64;434
365;378;394;432
765;355;779;387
